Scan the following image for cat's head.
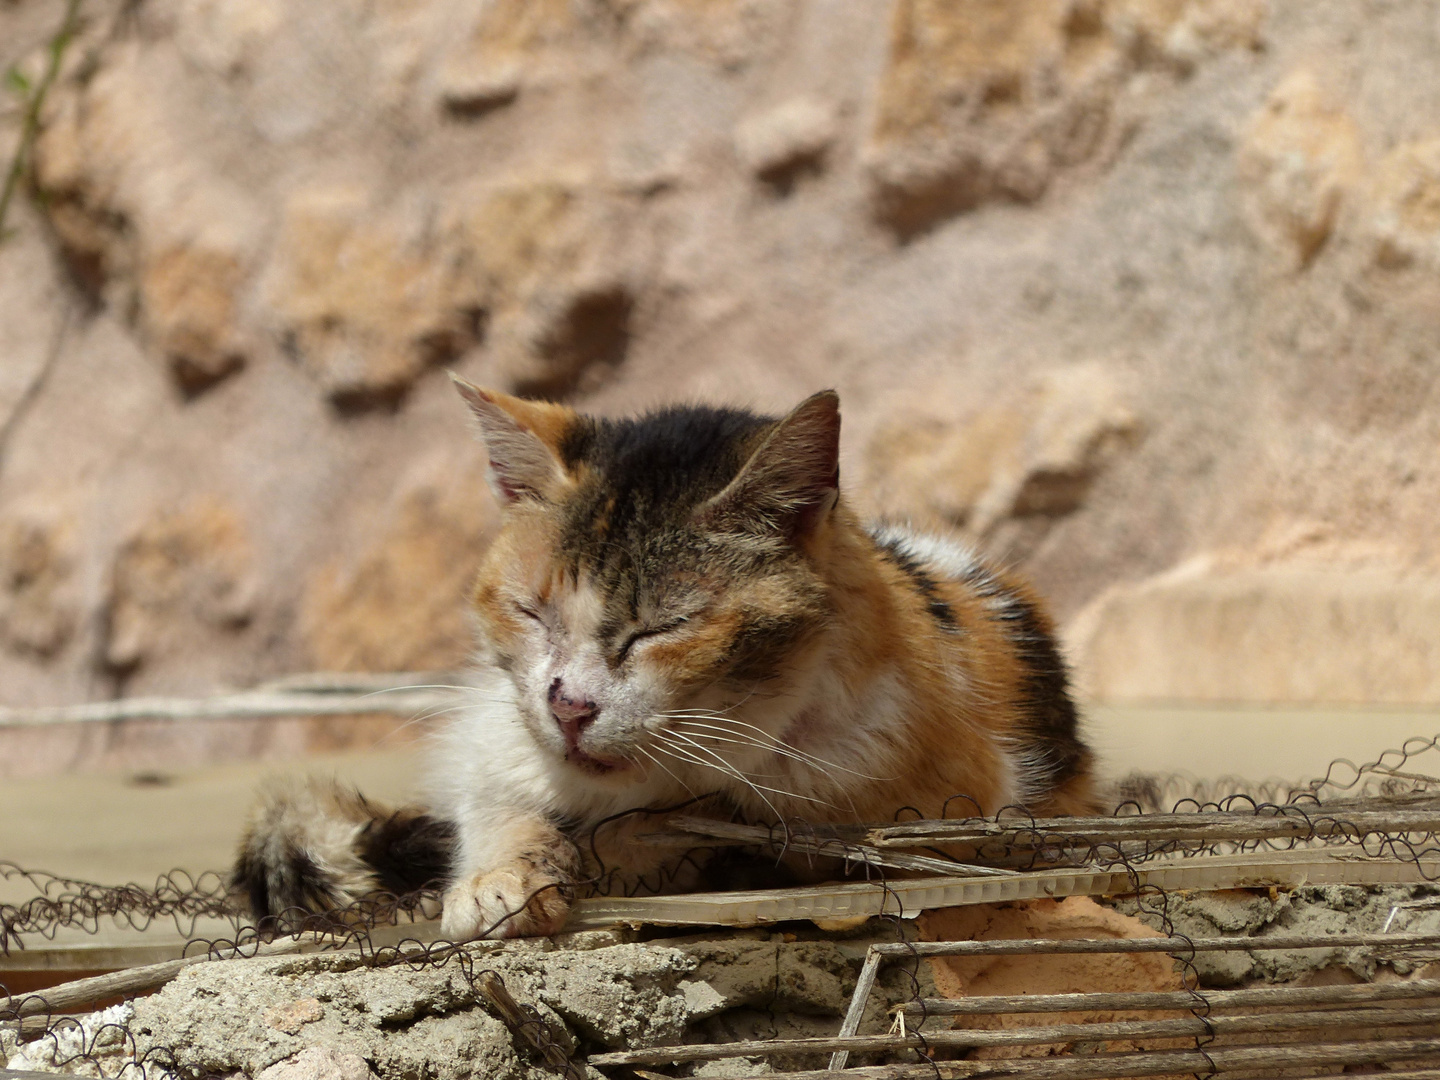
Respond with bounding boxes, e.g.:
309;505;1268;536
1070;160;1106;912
453;376;842;783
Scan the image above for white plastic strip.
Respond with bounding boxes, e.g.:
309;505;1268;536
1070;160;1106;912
563;850;1440;931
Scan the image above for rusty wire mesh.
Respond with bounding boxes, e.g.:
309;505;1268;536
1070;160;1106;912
6;735;1440;1078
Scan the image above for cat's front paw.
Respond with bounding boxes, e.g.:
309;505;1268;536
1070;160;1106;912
440;864;573;940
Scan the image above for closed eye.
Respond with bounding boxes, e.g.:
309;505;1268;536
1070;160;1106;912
617;617;689;663
514;602;545;627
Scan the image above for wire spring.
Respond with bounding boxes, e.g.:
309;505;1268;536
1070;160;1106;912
6;738;1440;1077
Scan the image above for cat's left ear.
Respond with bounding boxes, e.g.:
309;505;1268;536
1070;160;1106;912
697;390;841;541
451;374;577;506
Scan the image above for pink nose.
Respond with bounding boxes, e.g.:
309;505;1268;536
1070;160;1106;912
548;679;598;748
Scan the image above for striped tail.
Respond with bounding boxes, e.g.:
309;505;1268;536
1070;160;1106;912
231;777;455;926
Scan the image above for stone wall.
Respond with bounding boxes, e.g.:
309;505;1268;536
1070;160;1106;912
2;0;1439;707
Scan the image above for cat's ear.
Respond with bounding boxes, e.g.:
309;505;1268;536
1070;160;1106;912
451;374;576;506
697;390;841;540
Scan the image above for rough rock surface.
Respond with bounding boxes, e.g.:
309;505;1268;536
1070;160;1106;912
3;0;1440;710
1116;883;1440;986
1067;557;1440;704
10;896;1425;1077
104;929;931;1080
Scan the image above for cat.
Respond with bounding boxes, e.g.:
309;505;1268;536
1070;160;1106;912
233;379;1101;940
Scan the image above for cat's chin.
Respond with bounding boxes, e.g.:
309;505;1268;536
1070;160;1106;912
565;748;629;777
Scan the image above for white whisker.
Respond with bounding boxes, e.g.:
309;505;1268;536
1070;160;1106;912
411;704;480;722
636;745;697;798
658;731;838;811
651;737;783;821
663;713;895;782
664;718;865;816
669;723;824;778
368;683;474;693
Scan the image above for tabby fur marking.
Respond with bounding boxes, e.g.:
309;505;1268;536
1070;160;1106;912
233;382;1100;939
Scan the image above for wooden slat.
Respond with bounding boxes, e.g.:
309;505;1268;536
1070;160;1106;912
561;850;1440;931
663;817;1018;877
724;1036;1440;1079
9;851;1440;972
897;977;1440;1017
0;918;447;974
870;928;1440;959
591;1005;1440;1066
864;807;1440;848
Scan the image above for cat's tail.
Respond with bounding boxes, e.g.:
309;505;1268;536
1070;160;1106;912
231;776;455;926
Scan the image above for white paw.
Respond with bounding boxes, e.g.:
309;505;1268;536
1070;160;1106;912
440;865;572;941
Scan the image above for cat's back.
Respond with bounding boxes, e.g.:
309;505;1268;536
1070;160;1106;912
863;521;1101;816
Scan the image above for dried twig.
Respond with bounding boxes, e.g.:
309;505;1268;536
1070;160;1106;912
869;928;1440;959
728;1037;1440;1079
822;934;1440;1070
664;816;1018;877
826;935;1440;1071
829;947;882;1069
864;806;1440;849
563;850;1440;932
899;976;1440;1018
0;0;83;241
591;1005;1440;1066
474;970;582;1079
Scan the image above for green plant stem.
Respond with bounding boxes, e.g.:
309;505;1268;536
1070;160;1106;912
0;0;84;241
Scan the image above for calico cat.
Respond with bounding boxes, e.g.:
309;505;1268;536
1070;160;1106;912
234;380;1100;939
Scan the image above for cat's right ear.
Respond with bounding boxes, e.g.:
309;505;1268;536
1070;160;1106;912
450;375;576;506
695;390;841;541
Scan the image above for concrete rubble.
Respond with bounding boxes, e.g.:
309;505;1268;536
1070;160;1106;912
6;926;935;1079
11;886;1440;1079
1119;881;1440;985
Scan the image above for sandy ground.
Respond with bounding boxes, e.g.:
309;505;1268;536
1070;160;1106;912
1091;704;1440;788
3;705;1438;900
0;749;420;904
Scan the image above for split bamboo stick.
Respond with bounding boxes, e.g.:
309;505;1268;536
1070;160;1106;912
899;976;1440;1017
864;808;1440;848
730;1035;1440;1079
589;1004;1440;1066
870;928;1440;959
